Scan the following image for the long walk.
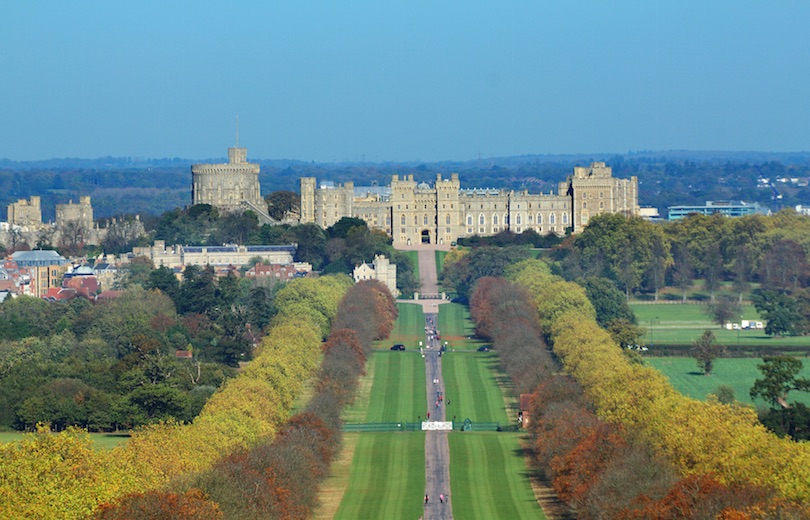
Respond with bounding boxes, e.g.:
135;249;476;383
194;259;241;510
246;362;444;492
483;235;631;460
409;245;453;519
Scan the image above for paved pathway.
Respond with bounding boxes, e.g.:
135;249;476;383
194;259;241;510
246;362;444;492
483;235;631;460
408;245;453;519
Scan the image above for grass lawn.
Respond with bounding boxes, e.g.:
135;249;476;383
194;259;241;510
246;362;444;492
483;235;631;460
442;352;510;424
631;303;810;349
435;250;447;279
385;302;426;350
438;303;487;351
0;431;130;450
449;432;545;520
364;351;427;423
647;357;810;407
333;432;426;520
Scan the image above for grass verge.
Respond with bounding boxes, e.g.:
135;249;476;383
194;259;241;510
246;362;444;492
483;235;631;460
449;432;545;520
442;352;510;425
333;432;426;520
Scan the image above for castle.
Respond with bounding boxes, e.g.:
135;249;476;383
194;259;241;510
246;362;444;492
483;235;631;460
191;145;265;215
301;162;638;247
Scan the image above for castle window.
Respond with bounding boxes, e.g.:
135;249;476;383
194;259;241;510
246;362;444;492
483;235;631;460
599;202;604;209
414;216;418;225
493;214;498;225
516;214;522;225
446;215;450;225
583;202;587;209
583;193;587;199
478;214;485;226
467;215;473;226
401;215;406;225
550;213;556;224
446;227;451;233
562;213;569;224
423;215;428;225
600;191;604;198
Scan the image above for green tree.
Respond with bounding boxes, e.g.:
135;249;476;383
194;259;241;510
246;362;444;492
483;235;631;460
580;276;636;328
692;330;723;376
145;265;180;301
750;355;810;409
705;294;741;329
751;289;802;337
265;190;300;221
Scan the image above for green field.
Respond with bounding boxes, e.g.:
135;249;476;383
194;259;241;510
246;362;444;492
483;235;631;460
333;432;426;520
364;351;427;423
631;303;810;349
435;250;447;279
386;303;426;349
438;302;487;351
449;433;545;520
0;431;129;450
442;353;510;424
647;356;810;407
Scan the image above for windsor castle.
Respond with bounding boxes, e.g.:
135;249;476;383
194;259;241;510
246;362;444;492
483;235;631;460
192;145;639;247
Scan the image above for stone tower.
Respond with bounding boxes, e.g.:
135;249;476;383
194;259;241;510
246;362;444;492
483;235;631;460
191;143;263;213
563;162;639;233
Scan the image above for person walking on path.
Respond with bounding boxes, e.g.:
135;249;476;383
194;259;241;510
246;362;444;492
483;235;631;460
425;494;429;505
440;493;445;503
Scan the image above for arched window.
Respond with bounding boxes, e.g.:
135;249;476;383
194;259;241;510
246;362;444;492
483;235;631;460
446;214;451;225
562;213;569;224
599;202;604;209
583;202;587;209
493;214;499;226
550;213;556;224
537;213;543;224
516;214;522;225
478;214;485;226
467;215;473;226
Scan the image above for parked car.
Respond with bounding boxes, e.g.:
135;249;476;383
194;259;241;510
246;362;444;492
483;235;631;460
391;344;406;351
476;345;490;352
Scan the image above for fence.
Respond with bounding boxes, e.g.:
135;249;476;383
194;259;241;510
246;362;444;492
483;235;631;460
342;421;521;432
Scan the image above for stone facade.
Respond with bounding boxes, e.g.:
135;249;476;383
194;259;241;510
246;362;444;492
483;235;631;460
301;162;638;247
353;254;398;297
133;240;296;268
56;196;94;231
7;197;42;229
191;146;264;213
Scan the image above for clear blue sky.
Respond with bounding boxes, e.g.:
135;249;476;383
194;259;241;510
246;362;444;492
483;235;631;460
1;1;808;162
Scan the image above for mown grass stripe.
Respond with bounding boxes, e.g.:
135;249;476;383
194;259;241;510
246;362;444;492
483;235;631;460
449;433;545;520
334;433;425;520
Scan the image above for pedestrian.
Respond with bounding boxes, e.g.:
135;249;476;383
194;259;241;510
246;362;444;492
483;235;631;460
440;493;444;503
427;412;430;420
425;494;429;505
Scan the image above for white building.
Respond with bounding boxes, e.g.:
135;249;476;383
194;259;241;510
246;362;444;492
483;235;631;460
353;254;398;297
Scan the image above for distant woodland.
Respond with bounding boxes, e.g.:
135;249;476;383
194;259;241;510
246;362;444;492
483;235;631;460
2;151;810;221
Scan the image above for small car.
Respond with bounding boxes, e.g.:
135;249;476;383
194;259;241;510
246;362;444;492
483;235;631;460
390;344;406;351
476;346;490;352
